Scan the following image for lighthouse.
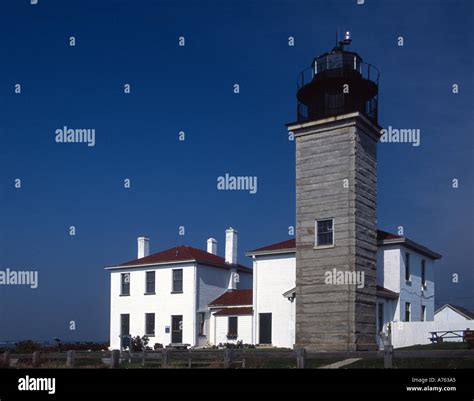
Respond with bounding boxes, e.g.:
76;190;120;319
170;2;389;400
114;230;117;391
288;33;381;351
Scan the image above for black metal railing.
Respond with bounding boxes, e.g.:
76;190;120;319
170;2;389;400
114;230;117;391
295;55;379;124
297;94;378;123
297;58;379;91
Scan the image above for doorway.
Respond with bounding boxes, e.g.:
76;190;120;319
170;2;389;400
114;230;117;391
259;313;272;344
171;315;183;343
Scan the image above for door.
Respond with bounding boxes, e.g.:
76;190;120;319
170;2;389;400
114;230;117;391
120;314;130;336
259;313;272;344
377;303;384;335
171;315;183;343
120;314;130;349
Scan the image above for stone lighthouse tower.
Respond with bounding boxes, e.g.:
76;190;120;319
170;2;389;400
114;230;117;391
287;33;381;351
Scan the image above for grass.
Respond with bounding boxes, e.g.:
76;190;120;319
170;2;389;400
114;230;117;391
346;357;474;369
345;342;473;369
11;358;107;369
398;342;470;351
4;342;472;369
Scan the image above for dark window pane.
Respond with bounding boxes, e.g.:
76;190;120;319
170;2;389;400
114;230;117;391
405;253;410;281
316;219;334;246
421;260;426;286
173;269;183;292
228;317;238;337
121;314;130;335
145;313;155;335
121;273;130;295
146;271;155;293
377;303;384;333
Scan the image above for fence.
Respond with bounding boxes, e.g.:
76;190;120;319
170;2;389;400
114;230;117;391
391;321;473;348
2;347;474;369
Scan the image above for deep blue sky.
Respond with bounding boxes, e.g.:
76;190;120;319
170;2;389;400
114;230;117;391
0;0;472;341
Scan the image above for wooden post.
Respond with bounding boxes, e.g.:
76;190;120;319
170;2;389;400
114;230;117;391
32;351;41;368
141;350;146;367
382;332;393;369
161;349;169;368
110;349;120;368
187;350;192;368
66;350;75;368
296;348;306;369
384;345;393;369
3;351;10;368
241;353;246;369
223;349;233;369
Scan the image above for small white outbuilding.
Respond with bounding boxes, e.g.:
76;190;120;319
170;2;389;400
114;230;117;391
435;304;474;325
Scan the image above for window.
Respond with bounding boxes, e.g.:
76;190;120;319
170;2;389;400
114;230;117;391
227;316;238;339
405;302;411;322
172;269;183;293
405;253;411;282
198;312;205;336
121;273;130;295
145;313;155;336
146;271;155;294
120;314;130;335
421;305;426;322
421;260;426;287
315;219;334;246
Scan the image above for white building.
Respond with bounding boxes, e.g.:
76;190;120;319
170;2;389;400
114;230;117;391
246;240;295;348
208;289;253;345
435;304;474;326
246;230;441;349
106;228;252;349
107;227;444;350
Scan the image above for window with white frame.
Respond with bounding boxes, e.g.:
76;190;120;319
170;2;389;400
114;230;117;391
315;219;334;247
172;269;183;293
145;313;155;336
146;271;155;294
405;302;411;322
227;316;238;339
121;273;130;295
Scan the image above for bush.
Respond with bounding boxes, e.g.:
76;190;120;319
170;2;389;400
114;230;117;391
218;341;255;349
14;340;109;354
130;335;149;352
15;340;41;353
153;343;163;350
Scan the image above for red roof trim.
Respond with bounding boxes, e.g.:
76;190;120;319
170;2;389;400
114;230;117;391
249;239;296;253
115;245;252;273
249;231;401;253
209;289;253;306
376;285;399;299
213;307;253;316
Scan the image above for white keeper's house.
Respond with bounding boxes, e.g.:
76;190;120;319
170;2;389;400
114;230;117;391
106;227;441;350
106;228;252;350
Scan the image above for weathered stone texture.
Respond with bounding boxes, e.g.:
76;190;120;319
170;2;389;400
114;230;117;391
292;114;379;351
